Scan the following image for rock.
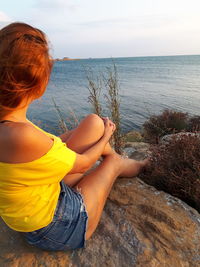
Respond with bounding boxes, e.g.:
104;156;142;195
1;142;200;267
71;178;200;267
125;131;144;142
160;132;200;144
0;218;71;267
123;142;150;160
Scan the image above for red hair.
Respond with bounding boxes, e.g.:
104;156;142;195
0;22;53;112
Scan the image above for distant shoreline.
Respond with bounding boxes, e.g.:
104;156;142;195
53;57;80;62
53;54;200;61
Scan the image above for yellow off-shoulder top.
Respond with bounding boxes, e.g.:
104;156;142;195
0;121;76;232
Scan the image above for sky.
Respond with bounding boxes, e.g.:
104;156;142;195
0;0;200;59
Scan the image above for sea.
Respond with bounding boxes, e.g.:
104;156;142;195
27;55;200;135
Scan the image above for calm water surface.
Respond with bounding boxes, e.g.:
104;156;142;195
28;55;200;134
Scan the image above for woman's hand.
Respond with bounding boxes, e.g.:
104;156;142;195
101;117;116;142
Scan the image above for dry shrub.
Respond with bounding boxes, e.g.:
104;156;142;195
140;134;200;212
142;109;188;144
187;115;200;132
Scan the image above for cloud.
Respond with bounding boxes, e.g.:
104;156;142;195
0;11;11;22
0;11;12;29
26;0;80;32
72;13;200;47
78;15;176;30
11;0;200;58
34;0;78;11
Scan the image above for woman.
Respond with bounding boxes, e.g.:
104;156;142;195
0;22;147;251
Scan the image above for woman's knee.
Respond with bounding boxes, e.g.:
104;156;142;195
82;113;104;132
66;113;105;153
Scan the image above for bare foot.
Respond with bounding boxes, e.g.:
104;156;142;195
119;158;149;178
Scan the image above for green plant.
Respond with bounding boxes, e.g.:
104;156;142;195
125;131;144;142
142;109;188;144
140;134;200;212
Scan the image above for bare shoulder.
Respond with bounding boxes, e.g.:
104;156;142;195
0;122;54;163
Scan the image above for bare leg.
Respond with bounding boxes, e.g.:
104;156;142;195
59;114;147;238
59;114;113;155
65;114;112;154
75;153;146;240
61;114;114;186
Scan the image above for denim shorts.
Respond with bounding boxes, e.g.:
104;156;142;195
23;181;88;251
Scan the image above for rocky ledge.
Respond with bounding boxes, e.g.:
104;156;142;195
0;142;200;267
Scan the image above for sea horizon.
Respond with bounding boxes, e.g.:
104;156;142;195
55;53;200;61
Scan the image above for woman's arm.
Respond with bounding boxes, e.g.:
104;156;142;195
68;118;115;174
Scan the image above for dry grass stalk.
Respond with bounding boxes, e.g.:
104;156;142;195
64;106;79;129
86;64;124;154
52;97;68;133
86;69;102;117
103;64;124;154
